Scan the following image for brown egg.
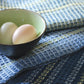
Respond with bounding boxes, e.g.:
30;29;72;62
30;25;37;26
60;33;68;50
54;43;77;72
12;24;37;44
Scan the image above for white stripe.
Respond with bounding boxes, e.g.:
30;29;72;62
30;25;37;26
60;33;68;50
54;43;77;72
14;0;19;8
1;57;16;74
36;1;50;29
43;1;53;30
64;0;74;28
70;6;81;27
21;0;26;9
73;2;84;25
51;1;59;30
45;0;55;28
60;0;69;28
56;0;64;29
0;71;7;80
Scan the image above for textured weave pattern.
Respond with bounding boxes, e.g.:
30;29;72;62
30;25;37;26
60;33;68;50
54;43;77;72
0;0;84;32
0;27;84;83
0;0;84;84
7;48;84;84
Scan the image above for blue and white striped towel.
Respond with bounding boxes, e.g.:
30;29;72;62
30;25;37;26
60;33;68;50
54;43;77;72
0;0;84;83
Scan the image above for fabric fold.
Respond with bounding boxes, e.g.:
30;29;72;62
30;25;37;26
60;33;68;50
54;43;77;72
1;0;84;32
7;48;84;84
0;0;84;83
0;27;84;83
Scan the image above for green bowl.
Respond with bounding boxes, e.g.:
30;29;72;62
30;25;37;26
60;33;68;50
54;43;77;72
0;9;46;58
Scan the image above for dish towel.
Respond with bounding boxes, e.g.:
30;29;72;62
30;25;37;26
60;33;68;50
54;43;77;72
0;0;84;84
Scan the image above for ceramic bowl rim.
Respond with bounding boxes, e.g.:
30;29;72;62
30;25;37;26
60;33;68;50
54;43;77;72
0;8;46;46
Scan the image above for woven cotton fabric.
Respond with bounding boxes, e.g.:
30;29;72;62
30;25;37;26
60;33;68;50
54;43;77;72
0;0;84;84
0;0;84;32
7;48;84;84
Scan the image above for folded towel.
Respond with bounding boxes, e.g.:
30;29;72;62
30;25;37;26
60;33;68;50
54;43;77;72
0;0;84;83
1;0;84;32
7;48;84;84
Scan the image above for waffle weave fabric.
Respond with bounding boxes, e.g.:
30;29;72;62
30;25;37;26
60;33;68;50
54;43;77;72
7;48;84;84
0;0;84;84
